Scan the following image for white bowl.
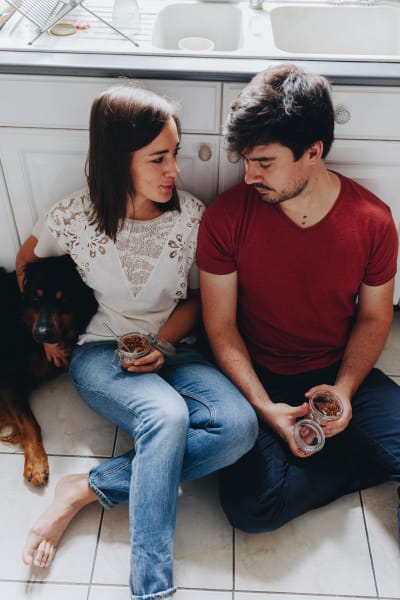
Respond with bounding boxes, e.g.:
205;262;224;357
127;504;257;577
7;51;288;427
178;36;215;52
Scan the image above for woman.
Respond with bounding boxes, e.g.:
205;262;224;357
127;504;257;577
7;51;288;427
18;84;258;600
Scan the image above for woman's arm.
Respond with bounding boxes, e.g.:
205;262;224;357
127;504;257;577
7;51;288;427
16;235;41;292
158;289;201;345
124;290;201;374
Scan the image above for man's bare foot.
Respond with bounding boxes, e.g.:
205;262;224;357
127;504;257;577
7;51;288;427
22;473;98;568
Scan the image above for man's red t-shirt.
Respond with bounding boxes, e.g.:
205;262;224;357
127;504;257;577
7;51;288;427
197;173;398;375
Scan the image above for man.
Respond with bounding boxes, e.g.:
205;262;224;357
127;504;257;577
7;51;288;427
197;64;400;535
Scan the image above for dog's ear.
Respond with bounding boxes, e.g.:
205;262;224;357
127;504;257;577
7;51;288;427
22;262;34;301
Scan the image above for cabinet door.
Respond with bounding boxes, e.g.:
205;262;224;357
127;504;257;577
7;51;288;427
327;139;400;304
0;169;20;270
0;128;88;243
176;134;220;206
218;137;245;194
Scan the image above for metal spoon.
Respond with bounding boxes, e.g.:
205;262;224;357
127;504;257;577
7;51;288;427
103;322;131;352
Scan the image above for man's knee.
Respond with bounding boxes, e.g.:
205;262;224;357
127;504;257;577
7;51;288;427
220;491;285;534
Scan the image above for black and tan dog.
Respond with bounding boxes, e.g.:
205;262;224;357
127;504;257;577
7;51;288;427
0;255;97;486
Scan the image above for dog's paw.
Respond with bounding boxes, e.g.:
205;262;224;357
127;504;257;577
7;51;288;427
24;456;49;486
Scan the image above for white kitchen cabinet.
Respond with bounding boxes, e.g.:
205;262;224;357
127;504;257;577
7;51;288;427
0;128;89;244
176;134;219;206
218;137;245;194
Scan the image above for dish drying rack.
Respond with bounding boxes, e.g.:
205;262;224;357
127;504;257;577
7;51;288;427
4;0;83;44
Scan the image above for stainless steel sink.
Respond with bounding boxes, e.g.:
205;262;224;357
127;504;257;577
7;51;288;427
270;4;400;56
152;2;244;52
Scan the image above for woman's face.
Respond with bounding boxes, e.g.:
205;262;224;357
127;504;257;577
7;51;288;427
129;117;180;205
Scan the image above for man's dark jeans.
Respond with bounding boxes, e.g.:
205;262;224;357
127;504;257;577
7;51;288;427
219;364;400;539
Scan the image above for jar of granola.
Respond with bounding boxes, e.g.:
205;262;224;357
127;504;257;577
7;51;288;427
293;390;343;453
117;332;175;369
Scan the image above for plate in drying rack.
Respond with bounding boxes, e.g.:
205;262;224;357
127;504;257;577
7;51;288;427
4;0;83;43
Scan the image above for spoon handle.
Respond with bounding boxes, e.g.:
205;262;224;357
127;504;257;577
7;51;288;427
102;322;131;352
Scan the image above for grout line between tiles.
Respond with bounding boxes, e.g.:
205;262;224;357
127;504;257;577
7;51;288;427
87;504;106;595
2;579;89;587
111;426;120;456
360;489;380;599
87;425;118;598
232;590;379;598
232;525;236;599
0;449;119;459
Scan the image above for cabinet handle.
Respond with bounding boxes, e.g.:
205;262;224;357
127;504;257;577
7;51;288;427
334;105;351;125
198;144;212;161
227;150;241;164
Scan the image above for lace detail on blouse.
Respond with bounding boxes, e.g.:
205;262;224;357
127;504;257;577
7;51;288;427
44;189;204;299
116;211;176;297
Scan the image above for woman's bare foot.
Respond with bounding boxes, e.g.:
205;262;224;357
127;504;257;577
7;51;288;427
22;473;98;568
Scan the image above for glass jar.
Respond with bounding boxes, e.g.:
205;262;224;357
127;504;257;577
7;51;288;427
293;390;344;453
117;332;152;369
112;0;141;36
117;332;176;369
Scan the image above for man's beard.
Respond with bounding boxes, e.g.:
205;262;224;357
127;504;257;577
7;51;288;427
254;178;308;205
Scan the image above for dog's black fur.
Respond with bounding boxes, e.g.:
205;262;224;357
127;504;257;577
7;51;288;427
0;255;97;486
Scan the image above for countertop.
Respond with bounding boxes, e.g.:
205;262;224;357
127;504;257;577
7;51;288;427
1;50;400;85
1;0;400;85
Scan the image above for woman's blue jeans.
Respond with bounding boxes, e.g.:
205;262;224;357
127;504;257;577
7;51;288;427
219;363;400;536
70;341;258;600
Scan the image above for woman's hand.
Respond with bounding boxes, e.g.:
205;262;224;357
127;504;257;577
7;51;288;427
258;401;313;458
305;384;352;437
43;343;71;369
125;348;165;373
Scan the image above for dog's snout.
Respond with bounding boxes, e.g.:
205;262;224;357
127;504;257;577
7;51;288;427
33;309;59;344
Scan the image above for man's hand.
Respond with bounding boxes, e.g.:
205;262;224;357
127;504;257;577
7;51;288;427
125;348;165;373
43;343;71;369
259;401;313;458
305;384;352;437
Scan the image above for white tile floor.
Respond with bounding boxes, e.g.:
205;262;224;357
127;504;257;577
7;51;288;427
1;314;400;600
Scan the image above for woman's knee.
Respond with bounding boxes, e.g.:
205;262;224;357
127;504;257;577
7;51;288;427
216;395;258;458
148;400;190;437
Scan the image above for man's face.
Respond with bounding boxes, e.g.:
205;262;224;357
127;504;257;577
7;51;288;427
242;142;310;205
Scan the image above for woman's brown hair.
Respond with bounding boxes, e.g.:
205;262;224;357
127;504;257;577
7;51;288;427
86;83;181;241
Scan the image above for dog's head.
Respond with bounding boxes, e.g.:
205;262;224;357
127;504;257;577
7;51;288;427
23;256;97;347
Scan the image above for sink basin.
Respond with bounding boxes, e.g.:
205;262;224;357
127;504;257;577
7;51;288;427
152;2;244;52
270;5;400;56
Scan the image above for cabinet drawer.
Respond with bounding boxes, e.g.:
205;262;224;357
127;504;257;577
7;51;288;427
332;86;400;141
0;75;221;134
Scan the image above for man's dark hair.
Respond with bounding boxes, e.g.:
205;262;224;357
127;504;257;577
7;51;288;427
86;83;181;241
226;64;334;161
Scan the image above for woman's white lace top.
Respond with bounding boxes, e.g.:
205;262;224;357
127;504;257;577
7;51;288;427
32;188;205;344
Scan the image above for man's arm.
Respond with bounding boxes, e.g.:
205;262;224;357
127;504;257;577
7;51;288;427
308;277;395;438
200;269;309;457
